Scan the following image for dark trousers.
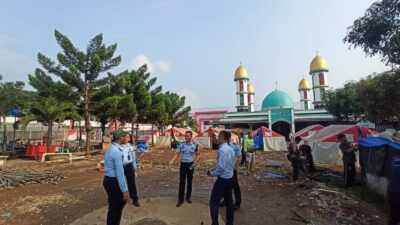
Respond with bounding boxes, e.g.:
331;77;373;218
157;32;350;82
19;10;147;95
343;161;356;187
210;177;234;225
291;158;304;181
223;170;241;206
179;162;194;202
103;177;126;225
388;192;400;225
124;163;138;202
240;149;246;166
305;153;315;172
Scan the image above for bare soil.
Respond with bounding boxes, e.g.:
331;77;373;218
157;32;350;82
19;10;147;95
0;148;387;225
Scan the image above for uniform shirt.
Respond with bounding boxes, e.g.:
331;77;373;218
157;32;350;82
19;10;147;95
211;143;236;179
177;142;198;163
230;143;242;158
121;143;137;169
104;143;128;193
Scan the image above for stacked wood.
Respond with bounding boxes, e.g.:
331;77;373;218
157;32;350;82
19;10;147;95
0;170;64;189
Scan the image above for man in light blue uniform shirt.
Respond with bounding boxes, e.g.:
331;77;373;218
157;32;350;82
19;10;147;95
170;130;199;207
103;129;129;225
121;135;140;207
207;131;236;225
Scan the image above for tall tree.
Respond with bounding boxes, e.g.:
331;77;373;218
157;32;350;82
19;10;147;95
36;30;121;153
344;0;400;67
325;82;364;121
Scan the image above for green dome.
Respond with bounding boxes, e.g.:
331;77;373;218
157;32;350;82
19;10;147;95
262;90;294;110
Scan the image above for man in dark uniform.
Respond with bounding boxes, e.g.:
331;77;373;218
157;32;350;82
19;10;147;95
338;133;357;187
299;139;315;173
287;136;304;181
170;130;199;207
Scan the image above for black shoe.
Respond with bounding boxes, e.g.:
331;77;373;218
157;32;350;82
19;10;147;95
176;201;183;207
132;200;140;207
186;198;192;204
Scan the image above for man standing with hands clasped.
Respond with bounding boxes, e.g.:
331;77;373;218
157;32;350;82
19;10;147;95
121;135;140;207
170;130;199;207
208;130;236;225
103;129;130;225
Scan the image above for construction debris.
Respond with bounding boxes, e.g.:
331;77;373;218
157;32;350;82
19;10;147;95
0;169;64;189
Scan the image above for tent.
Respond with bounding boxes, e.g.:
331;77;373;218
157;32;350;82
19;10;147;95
295;124;324;139
308;125;371;165
251;126;287;151
358;137;400;196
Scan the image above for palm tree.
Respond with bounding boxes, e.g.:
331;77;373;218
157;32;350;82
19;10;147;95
23;97;79;149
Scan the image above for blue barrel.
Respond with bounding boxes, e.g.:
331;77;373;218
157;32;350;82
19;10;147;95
389;156;400;193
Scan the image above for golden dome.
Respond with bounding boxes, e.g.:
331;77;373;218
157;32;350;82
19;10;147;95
298;78;311;90
309;54;329;74
234;64;249;80
248;83;255;94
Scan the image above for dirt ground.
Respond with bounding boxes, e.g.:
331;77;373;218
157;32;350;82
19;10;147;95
0;148;388;225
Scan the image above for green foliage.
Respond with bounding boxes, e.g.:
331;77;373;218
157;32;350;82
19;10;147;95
163;91;191;127
344;0;400;66
358;71;400;123
325;71;400;124
36;30;121;152
22;96;79;147
325;82;363;121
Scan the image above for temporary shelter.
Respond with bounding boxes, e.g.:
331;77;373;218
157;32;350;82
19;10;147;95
358;137;400;196
308;125;370;165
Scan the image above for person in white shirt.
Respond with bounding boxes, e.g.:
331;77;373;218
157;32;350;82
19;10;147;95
121;135;140;207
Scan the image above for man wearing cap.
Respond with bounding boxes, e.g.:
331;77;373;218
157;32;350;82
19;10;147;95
169;130;199;207
121;135;140;207
103;129;129;225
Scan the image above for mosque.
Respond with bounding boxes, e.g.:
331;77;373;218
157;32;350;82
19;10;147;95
214;53;336;138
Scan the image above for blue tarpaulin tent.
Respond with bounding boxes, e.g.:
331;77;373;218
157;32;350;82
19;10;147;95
358;137;400;196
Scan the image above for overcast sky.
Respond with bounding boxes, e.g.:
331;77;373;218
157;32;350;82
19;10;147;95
0;0;389;110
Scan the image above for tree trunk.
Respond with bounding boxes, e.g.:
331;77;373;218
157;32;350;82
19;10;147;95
101;122;106;144
131;122;135;143
136;123;139;141
151;124;154;145
2;116;7;145
84;80;91;155
47;121;53;151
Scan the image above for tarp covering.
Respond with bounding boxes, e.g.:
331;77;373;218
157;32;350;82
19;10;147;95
309;125;370;143
358;137;400;178
295;124;324;138
253;126;283;137
358;137;400;196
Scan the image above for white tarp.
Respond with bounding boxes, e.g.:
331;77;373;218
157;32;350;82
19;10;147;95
264;137;287;151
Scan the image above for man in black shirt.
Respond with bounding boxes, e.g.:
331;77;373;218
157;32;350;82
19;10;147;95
337;134;356;187
299;140;315;173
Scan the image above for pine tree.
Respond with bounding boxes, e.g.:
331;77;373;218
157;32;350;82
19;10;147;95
36;30;121;153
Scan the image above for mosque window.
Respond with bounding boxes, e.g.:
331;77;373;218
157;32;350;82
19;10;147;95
240;95;244;105
319;73;325;85
239;80;243;91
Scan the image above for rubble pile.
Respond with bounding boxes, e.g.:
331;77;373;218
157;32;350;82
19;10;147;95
0;170;64;189
297;180;382;225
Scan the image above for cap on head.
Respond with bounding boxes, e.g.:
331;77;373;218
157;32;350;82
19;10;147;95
112;129;128;141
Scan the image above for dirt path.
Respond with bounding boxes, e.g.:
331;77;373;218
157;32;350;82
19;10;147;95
0;149;387;225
